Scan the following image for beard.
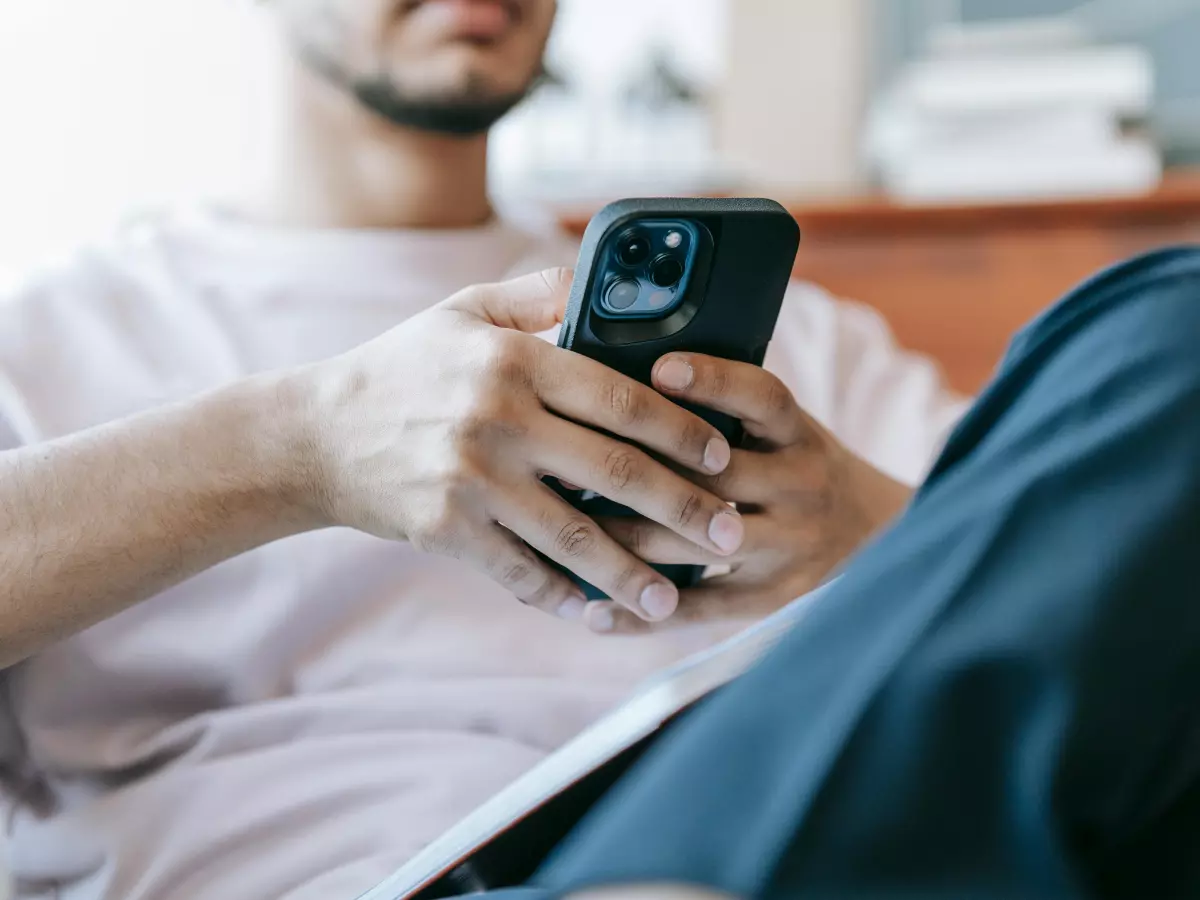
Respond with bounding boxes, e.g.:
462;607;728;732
350;71;532;136
299;42;535;137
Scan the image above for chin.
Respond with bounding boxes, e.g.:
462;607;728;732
398;46;537;101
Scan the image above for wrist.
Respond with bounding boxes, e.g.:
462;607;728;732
228;366;334;533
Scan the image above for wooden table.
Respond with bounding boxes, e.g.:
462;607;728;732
558;173;1200;395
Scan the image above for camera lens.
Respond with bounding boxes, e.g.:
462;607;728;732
650;255;685;288
616;233;651;267
605;278;641;311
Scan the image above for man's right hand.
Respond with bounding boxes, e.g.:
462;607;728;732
300;268;745;624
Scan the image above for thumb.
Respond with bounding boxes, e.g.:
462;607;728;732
442;267;573;333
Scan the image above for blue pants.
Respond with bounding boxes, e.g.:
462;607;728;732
509;247;1200;899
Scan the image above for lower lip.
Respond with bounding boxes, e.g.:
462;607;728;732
408;0;514;41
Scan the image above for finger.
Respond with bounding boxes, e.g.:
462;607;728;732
690;448;790;506
491;483;680;622
536;417;745;558
442;267;573;333
599;513;774;566
652;353;814;447
469;524;588;622
534;349;732;476
585;581;784;635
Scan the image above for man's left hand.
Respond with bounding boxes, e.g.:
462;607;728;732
587;353;914;634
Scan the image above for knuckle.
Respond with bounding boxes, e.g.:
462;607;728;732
456;283;488;309
502;560;533;587
540;266;573;295
496;354;533;389
624;521;651;556
454;412;490;448
411;505;463;556
609;563;641;596
601;446;642;492
602;379;645;426
523;580;568;619
525;576;570;612
495;551;537;589
673;491;704;529
672;417;710;459
471;411;529;445
708;365;732;399
455;396;530;447
554;518;598;558
484;333;534;387
762;375;795;417
438;457;487;502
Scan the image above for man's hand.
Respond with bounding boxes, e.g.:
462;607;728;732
0;269;745;667
586;353;913;634
304;270;745;624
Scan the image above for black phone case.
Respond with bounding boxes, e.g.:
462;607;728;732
553;198;801;599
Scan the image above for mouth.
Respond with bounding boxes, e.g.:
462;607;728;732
398;0;524;41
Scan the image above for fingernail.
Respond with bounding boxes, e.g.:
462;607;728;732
708;510;744;554
558;595;587;621
703;438;730;474
639;582;678;620
656;358;693;391
588;604;615;633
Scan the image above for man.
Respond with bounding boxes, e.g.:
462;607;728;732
0;1;963;897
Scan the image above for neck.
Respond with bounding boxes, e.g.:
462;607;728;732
248;52;493;231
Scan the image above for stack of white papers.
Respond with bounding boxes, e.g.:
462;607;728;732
866;41;1162;203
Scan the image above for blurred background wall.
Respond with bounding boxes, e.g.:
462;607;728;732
0;1;273;284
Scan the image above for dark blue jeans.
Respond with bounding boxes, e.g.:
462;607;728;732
505;248;1200;899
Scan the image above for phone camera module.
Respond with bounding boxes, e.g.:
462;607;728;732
616;233;651;267
605;278;641;311
649;255;685;288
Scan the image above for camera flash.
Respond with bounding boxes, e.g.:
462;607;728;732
665;231;683;249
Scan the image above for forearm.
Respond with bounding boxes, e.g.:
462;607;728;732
0;371;324;668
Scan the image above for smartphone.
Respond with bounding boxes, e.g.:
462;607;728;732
547;198;801;600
